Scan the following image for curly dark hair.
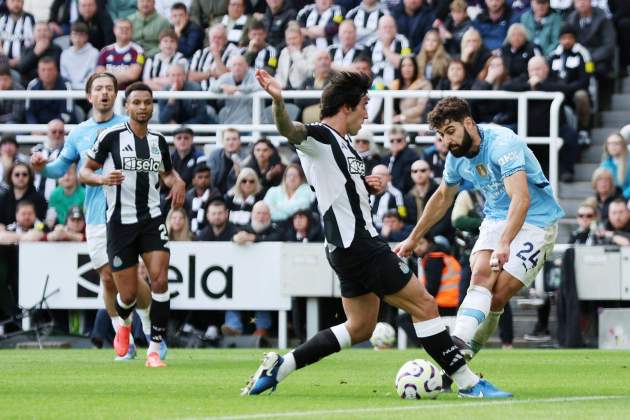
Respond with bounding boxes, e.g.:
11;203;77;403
320;71;372;119
427;96;473;130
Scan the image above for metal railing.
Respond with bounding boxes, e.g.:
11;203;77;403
0;89;564;193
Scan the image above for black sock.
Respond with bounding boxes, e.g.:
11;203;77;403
149;298;170;343
420;330;467;376
115;296;136;321
293;328;341;369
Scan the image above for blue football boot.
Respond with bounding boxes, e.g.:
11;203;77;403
241;352;284;396
458;378;513;398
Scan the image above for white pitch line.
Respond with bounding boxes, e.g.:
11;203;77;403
196;395;627;420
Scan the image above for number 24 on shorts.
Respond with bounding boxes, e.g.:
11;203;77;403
515;242;540;272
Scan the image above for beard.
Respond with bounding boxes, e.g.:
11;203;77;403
448;128;473;158
251;219;270;233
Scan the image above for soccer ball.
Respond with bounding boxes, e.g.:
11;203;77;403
395;359;442;400
369;322;396;349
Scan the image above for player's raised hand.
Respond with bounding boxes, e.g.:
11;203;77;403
256;69;282;102
394;237;416;258
168;179;186;209
30;152;48;172
101;169;125;185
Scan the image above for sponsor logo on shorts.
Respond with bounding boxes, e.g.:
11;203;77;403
122;157;161;172
399;261;410;274
347;157;365;175
113;256;123;268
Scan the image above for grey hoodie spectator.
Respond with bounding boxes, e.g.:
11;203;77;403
210;54;261;124
60;22;99;90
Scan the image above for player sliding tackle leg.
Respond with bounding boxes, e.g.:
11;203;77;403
396;97;562;361
241;70;511;398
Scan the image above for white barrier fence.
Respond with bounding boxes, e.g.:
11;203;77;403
0;89;564;194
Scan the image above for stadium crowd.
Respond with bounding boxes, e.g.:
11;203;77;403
1;0;630;347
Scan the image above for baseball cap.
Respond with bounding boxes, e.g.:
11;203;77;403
67;205;84;221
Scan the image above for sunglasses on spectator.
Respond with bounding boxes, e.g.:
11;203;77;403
12;172;28;178
390;138;406;144
241;179;255;184
577;213;594;218
412;168;429;173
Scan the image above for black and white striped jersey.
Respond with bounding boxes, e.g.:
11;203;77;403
87;122;172;225
296;4;345;49
368;34;412;85
189;43;239;90
240;44;278;72
345;3;389;46
328;44;367;67
221;14;248;46
143;51;189;81
296;123;378;249
0;12;35;59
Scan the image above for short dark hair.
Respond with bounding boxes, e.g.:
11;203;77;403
427;96;473;130
171;2;187;12
0;64;11;77
208;198;227;209
610;198;628;208
124;82;153;100
159;28;178;41
85;72;118;94
193;164;210;175
16;199;35;213
249;19;266;32
38;56;57;67
320;71;371;119
71;22;89;34
383;209;403;222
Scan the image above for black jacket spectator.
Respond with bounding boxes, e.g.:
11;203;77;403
500;41;540;78
196;221;240;241
470;79;516;126
25;75;75;124
443;14;472;56
392;1;435;53
78;7;114;50
548;44;591;100
241;221;284;242
465;46;492;80
610;0;630;73
0;77;24;123
15;44;62;84
263;0;297;49
283;211;323;242
434;77;472;91
404;178;438;224
158;81;210;124
381;146;419;195
0;187;47;226
49;0;106;34
177;19;204;59
566;6;616;77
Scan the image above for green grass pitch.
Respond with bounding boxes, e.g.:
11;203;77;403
1;349;629;419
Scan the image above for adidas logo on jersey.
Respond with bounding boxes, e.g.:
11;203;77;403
122;144;134;152
122;157;160;172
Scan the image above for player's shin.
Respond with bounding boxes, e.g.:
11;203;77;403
148;290;170;355
414;317;478;390
470;309;503;354
452;285;492;344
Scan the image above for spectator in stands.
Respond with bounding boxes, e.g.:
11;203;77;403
60;22;99;90
0;64;25;123
49;0;93;36
353;128;381;175
591;167;622;225
549;23;593;145
106;0;137;21
473;0;519;52
0;200;45;243
352;55;386;122
210;54;260;124
569;201;598;244
370;164;406;230
170;126;205;188
0;134;27;188
610;0;630;77
190;0;227;30
298;49;334;124
185;164;222;234
48;163;84;225
263;163;314;222
154;0;187;18
0;0;35;66
262;0;296;49
77;0;114;50
392;0;435;53
416;28;450;86
196;197;240;240
369;15;412;86
503;56;579;182
207;127;248;194
171;2;203;59
240;20;278;75
501;23;541;78
219;0;252;47
567;0;616;109
166;207;193;240
436;0;472;56
25;57;75;124
404;158;437;223
32;120;65;201
188;23;238;91
601;133;630;199
382;126;418;194
143;29;188;91
389;55;431;124
422;135;447;181
283;209;323;242
15;22;62;83
296;0;344;50
521;0;562;57
129;0;170;56
471;55;515;126
275;21;317;90
46;204;86;241
597;198;630;246
380;209;413;242
243;137;284;195
328;20;366;68
95;18;144;90
345;0;389;46
434;58;471;90
225;167;263;227
0;162;47;227
158;64;211;124
459;27;491;79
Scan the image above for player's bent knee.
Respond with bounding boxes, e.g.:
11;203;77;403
345;320;376;343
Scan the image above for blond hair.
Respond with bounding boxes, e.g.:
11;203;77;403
229;167;262;200
166;208;193;241
416;29;450;82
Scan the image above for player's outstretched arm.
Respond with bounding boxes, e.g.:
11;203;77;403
255;69;306;145
78;159;124;186
394;181;459;257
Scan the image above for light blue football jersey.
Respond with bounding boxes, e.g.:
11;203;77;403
42;114;128;225
443;124;565;228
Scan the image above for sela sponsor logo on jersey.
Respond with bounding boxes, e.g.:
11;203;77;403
347;157;365;175
122;157;161;172
498;151;518;167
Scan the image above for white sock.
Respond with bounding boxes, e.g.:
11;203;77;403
413;317;446;337
330;323;352;348
451;365;480;390
452;285;492;343
116;295;135;326
148;340;161;355
111;316;123;332
277;352;296;382
136;307;151;336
